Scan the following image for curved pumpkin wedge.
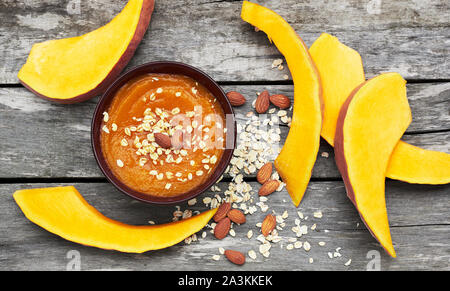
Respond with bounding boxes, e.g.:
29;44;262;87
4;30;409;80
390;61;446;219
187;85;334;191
18;0;155;104
387;143;450;184
335;73;412;257
241;1;323;207
310;33;450;185
13;186;217;253
310;33;365;146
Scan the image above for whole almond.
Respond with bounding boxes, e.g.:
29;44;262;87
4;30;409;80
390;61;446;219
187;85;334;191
258;180;280;196
261;214;276;236
214;217;231;240
255;90;270;114
270;94;291;109
226;91;246;106
154;133;172;149
213;202;231;222
257;162;273;184
224;250;246;265
227;209;246;224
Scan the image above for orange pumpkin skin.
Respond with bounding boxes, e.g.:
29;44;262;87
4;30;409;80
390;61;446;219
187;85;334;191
335;73;412;258
18;0;155;104
14;186;217;253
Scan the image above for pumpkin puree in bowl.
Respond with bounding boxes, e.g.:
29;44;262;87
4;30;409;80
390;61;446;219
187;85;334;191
100;74;226;197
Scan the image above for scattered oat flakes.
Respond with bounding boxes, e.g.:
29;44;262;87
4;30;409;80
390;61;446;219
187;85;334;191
102;125;110;134
272;59;283;68
303;241;311;251
248;250;257;260
247;230;253;239
116;159;124;167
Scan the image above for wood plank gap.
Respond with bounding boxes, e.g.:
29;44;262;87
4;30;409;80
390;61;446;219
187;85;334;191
0;177;107;184
403;128;450;135
2;79;449;88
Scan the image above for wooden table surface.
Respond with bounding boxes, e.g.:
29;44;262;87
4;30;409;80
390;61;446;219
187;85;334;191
0;0;449;271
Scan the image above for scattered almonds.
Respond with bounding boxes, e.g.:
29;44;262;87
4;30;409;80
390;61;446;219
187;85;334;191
225;250;246;265
255;90;270;114
261;214;276;236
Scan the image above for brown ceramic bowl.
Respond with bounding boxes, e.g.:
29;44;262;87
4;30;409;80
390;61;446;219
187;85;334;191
91;61;236;204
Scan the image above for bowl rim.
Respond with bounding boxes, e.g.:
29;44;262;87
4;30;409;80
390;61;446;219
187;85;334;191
91;61;236;204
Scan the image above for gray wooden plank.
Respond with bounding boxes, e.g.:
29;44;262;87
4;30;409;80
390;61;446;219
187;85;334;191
1;0;449;84
1;181;449;270
0;84;448;178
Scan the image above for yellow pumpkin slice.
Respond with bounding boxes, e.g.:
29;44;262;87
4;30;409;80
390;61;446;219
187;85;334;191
309;33;365;145
241;1;323;206
387;143;450;184
13;186;217;253
18;0;155;103
310;33;450;184
335;73;412;257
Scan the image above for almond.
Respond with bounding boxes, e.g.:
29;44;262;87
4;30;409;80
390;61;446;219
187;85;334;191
226;91;246;106
269;94;291;109
154;133;172;149
214;217;231;240
224;250;246;265
227;209;246;224
261;214;276;236
213;202;231;222
255;90;270;114
257;162;273;184
258;180;280;196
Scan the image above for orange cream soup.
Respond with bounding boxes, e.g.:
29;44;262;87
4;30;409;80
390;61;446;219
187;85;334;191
101;74;226;197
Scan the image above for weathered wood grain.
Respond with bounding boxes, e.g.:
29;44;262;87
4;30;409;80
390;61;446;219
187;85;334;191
1;0;449;84
0;84;448;179
0;0;449;271
1;181;449;270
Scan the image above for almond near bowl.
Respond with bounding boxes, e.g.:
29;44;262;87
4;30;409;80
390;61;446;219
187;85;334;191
91;61;236;204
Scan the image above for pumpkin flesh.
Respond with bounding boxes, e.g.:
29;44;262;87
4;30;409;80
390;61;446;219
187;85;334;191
310;33;450;185
18;0;155;103
241;1;323;206
13;186;217;253
335;73;412;257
